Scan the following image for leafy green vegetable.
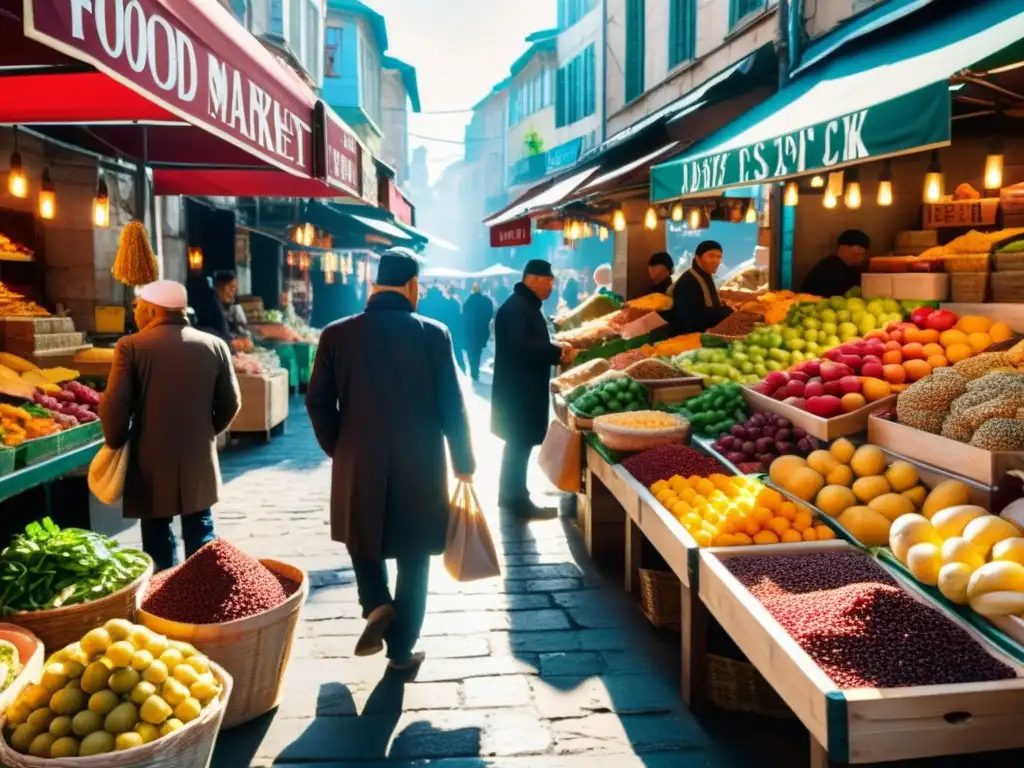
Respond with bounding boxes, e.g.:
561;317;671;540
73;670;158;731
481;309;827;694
0;517;150;614
21;403;52;419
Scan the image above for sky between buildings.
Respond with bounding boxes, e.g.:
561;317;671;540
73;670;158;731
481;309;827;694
365;0;557;183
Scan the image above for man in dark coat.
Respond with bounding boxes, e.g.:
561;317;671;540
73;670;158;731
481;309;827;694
306;248;475;672
800;229;871;297
462;284;494;382
666;240;734;334
491;260;569;519
100;280;240;571
648;251;675;294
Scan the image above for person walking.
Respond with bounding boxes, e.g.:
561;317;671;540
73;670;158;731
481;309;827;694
462;284;494;382
442;286;467;374
306;248;475;672
491;259;569;519
561;276;581;311
99;280;241;571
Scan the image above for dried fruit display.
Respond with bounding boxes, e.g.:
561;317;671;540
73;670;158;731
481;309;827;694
725;551;1015;689
0;281;48;317
622;444;726;487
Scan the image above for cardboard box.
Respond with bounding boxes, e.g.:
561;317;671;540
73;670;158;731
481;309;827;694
742;387;896;441
860;274;892;299
888;273;949;301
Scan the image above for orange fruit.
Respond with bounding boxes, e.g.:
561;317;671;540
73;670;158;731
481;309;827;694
922;343;945;358
902;326;923;344
777;502;797;521
814;525;837;541
901;342;926;360
902;359;933;382
733;533;753;546
753;530;780;545
862;378;892;402
802;527;819;542
781;529;803;544
841;392;866;412
882;349;903;366
743;518;762;537
989;321;1013;343
882;364;905;384
890;383;909;393
945;343;973;363
793;510;814;532
917;329;940;344
967;332;993;354
865;330;889;342
756;487;784;510
926;354;948;369
939;329;968;348
957;315;992;334
884;340;903;352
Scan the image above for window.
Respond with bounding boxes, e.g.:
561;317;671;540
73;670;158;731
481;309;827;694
509;69;554;126
325;26;342;77
289;0;301;50
669;0;696;69
305;1;319;82
625;0;645;102
542;70;552;107
360;37;380;124
558;0;596;30
269;0;283;35
556;44;596;128
729;0;766;29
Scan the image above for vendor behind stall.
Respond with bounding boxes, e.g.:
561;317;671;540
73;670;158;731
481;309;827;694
800;229;871;297
665;241;733;334
648;252;674;294
214;270;250;340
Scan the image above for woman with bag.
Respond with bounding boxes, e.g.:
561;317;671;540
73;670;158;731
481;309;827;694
97;280;241;571
306;248;479;674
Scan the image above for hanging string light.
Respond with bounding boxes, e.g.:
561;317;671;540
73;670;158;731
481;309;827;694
687;207;701;230
783;181;799;207
612;209;626;232
37;168;56;220
809;175;825;188
644;207;658;230
844;168;862;210
823;187;838;209
922;150;944;203
670;203;683;222
569;220;582;240
598;226;608;241
7;127;27;199
744;201;757;224
877;161;893;207
187;246;204;271
984;135;1004;191
93;177;110;228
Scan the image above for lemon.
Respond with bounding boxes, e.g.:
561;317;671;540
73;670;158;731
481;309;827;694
80;628;112;656
104;619;135;641
105;640;136;668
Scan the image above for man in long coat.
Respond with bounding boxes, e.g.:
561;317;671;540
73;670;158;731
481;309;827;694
306;248;475;672
461;284;494;382
491;259;568;519
100;280;240;571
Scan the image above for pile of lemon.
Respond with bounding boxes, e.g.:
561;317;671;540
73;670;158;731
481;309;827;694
649;473;837;547
4;619;222;757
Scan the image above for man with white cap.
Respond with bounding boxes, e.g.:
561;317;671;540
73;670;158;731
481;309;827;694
99;280;241;570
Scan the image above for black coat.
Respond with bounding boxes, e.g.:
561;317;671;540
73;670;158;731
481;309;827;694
667;264;733;334
306;292;475;560
491;283;562;446
462;293;494;350
800;254;861;298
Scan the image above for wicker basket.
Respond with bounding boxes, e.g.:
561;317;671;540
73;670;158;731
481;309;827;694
944;254;991;272
950;272;988;303
0;625;44;717
990;272;1024;303
706;653;793;719
4;558;153;653
593;415;688;453
0;661;231;767
136;559;307;729
638;569;681;630
994;251;1024;272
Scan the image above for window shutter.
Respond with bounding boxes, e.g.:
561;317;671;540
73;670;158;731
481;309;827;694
584;45;596;117
555;68;566;128
625;0;645;102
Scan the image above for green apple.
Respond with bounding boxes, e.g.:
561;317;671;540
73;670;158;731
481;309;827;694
881;299;900;315
753;363;768;378
819;308;838;324
858;315;877;334
865;299;885;316
782;327;802;341
838;322;859;340
826;335;842;348
790;350;806;364
851;310;866;324
785;338;806;351
739;361;754;374
836;310;852;323
846;297;866;313
765;360;783;372
802;317;822;331
805;341;821;355
829;297;846;311
804;329;819;344
820;321;838;336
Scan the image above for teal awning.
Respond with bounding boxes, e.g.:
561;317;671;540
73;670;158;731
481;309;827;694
397;222;458;251
302;202;418;250
651;0;1024;202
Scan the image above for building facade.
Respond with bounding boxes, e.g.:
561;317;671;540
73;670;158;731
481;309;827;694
232;0;325;88
380;57;421;187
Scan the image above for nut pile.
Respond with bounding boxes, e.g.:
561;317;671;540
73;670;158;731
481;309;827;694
622;444;726;487
725;551;1016;689
142;539;299;624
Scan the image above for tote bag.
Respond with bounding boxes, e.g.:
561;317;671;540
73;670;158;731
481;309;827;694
88;443;130;505
537;419;582;493
443;481;501;582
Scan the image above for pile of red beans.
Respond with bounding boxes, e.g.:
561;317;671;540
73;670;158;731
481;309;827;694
622;444;727;487
725;551;1015;689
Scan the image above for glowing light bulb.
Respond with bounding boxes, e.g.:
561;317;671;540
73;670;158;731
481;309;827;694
984;153;1004;191
810;175;825;188
670;204;683;222
687;208;701;230
844;181;862;210
643;207;658;230
922;151;944;203
823;188;838;209
92;178;110;228
783;182;799;207
7;152;27;199
612;209;626;232
744;203;757;224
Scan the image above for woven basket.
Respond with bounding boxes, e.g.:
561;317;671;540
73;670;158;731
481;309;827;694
4;558;153;653
995;251;1024;272
706;654;792;719
950;273;988;303
0;661;231;767
945;254;991;273
136;559;307;729
0;625;44;717
990;272;1024;303
638;569;680;631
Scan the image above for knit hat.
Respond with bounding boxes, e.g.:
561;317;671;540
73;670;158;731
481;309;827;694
138;280;188;310
523;259;553;278
695;240;723;258
376;247;422;287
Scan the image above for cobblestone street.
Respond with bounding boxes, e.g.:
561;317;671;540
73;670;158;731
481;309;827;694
108;378;799;767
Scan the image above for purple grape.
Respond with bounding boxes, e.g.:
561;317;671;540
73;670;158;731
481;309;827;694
797;437;813;453
776;442;795;455
793;428;808;440
727;452;746;464
742;441;756;456
775;429;791;442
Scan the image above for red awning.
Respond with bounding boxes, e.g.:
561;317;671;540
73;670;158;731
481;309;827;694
0;0;366;198
152;169;362;199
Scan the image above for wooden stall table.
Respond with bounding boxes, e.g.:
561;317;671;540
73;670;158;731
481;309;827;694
230;369;290;441
700;540;1024;766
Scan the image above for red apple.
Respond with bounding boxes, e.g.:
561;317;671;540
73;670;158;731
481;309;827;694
763;371;790;393
838;376;862;395
790;370;810;383
804;381;825;399
823;380;842;396
783;397;808;410
824;348;844;362
910;307;936;326
786;380;806;398
925;308;958;332
821;362;854;382
772;388;790;401
801;360;821;377
861;360;885;380
806;395;844;418
839;355;863;371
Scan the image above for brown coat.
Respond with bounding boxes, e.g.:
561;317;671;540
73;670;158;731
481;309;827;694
99;317;241;519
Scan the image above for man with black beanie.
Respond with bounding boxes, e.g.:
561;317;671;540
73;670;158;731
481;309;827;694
665;240;734;334
306;247;475;674
647;251;674;294
800;229;871;297
491;259;570;519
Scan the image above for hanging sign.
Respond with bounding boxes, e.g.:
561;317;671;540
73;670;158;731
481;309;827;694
660;83;951;198
26;0;315;176
315;103;361;196
490;217;532;248
923;199;999;229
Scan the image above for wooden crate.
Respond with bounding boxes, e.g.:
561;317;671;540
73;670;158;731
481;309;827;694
867;414;1024;489
231;370;289;436
743;387;896;442
699;541;1024;765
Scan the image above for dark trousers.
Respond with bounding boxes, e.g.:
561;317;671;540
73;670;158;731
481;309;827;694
350;554;431;661
140;509;216;571
499;440;533;508
466;345;484;381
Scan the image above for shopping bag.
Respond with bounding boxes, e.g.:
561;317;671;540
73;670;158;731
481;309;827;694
538;419;582;493
88;443;130;504
444;482;501;582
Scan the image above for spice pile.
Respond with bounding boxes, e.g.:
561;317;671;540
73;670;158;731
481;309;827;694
624;359;682;380
725;551;1015;689
706;311;761;339
622;444;725;487
142;539;298;624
